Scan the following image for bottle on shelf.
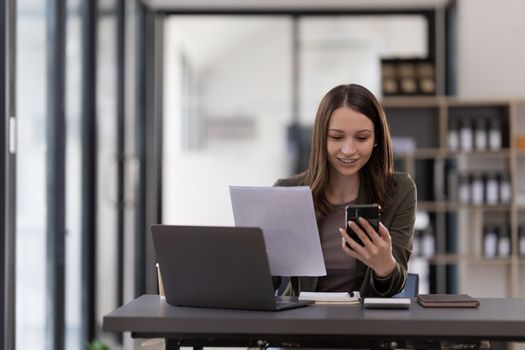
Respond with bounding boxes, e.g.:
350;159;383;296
421;226;435;258
471;174;484;205
483;225;498;258
460;118;473;152
498;225;511;258
499;173;511;203
459;174;471;204
448;117;459;152
474;118;487;151
485;173;499;205
488;117;502;150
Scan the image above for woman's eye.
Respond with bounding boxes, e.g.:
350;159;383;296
329;135;343;140
357;137;369;142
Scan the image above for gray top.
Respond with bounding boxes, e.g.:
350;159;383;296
316;202;356;292
103;295;525;342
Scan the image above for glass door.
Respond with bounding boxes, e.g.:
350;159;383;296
162;16;295;226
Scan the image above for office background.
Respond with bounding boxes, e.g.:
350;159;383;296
2;0;525;350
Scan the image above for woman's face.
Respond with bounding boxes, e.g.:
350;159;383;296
326;106;375;179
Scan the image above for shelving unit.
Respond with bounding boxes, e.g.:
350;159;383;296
383;96;524;298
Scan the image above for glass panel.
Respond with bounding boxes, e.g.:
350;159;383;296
96;5;119;348
122;2;139;347
162;16;293;225
122;0;138;300
299;15;428;124
65;1;82;349
16;0;46;348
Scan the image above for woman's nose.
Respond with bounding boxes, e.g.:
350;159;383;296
341;141;355;154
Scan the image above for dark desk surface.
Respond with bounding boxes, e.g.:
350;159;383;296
103;295;525;346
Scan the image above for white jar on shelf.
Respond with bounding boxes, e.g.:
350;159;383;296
498;226;511;257
421;227;435;258
459;174;470;204
485;174;499;205
471;174;484;205
474;118;487;151
448;117;459;151
460;118;473;152
459;118;473;152
483;225;498;258
489;117;502;150
499;173;511;203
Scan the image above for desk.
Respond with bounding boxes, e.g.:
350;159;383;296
103;295;525;349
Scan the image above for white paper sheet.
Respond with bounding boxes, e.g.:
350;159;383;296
229;186;326;277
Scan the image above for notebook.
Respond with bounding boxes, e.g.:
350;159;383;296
151;224;314;311
416;294;480;308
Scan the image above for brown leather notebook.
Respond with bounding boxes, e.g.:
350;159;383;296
416;294;480;308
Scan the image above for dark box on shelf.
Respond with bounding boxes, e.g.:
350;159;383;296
381;58;436;96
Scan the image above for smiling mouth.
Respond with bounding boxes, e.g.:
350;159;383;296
339;158;358;164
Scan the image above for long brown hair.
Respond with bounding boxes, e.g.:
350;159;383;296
303;84;396;218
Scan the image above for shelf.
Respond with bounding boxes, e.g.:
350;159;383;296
418;201;512;212
386;97;522;297
426;254;512;265
394;148;511;159
445;97;512;107
446;149;511;158
382;96;443;108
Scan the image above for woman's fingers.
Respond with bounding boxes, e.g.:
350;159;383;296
342;238;366;260
348;220;373;247
357;217;382;243
378;222;392;243
339;227;370;260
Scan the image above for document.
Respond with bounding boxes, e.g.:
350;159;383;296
230;186;326;277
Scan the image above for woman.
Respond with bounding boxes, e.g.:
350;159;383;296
275;84;416;297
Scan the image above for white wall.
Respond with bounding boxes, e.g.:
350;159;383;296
457;0;525;98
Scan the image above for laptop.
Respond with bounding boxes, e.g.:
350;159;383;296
151;225;314;311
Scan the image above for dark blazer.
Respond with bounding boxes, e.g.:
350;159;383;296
274;172;416;297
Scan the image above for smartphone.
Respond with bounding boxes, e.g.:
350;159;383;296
345;204;381;247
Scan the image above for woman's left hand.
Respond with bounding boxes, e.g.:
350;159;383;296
339;219;396;278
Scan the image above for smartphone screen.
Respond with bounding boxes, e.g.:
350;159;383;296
345;204;381;247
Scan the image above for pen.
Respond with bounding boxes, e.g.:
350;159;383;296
346;290;362;301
